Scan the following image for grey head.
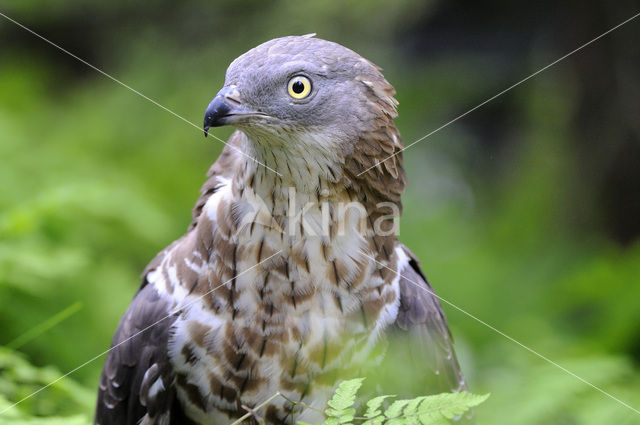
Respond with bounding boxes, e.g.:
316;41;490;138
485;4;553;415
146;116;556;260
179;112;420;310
203;35;398;156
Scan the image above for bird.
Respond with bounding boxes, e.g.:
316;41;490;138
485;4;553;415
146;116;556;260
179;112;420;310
95;34;468;425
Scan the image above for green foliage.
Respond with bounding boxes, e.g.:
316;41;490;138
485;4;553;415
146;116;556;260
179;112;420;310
7;303;83;350
301;379;488;425
0;348;92;425
1;1;639;424
324;378;364;425
479;354;640;425
363;395;393;424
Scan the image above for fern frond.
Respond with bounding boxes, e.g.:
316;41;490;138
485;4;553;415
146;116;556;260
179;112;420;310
411;392;489;424
362;395;394;425
384;399;410;420
296;377;488;425
323;378;365;425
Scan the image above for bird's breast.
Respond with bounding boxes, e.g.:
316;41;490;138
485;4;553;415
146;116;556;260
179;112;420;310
165;255;397;424
149;181;400;424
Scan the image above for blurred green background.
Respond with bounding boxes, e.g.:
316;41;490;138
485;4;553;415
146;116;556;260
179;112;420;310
1;1;639;424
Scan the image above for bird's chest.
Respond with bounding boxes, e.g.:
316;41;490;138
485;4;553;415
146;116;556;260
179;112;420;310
168;258;395;424
160;185;400;424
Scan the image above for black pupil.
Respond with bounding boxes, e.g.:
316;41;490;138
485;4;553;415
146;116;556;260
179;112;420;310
292;80;305;94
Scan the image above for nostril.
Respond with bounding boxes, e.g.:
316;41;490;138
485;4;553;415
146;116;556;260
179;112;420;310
224;95;242;106
224;85;242;105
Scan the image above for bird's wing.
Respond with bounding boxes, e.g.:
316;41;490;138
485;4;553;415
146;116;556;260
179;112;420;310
95;132;244;425
391;243;467;393
95;283;183;425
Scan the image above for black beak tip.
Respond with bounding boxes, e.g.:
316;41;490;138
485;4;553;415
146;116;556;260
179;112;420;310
203;96;231;136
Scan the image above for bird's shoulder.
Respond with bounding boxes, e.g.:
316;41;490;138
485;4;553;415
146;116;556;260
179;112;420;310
189;130;244;231
140;130;243;282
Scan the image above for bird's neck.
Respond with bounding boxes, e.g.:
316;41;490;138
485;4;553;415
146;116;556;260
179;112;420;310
232;133;348;207
227;130;404;239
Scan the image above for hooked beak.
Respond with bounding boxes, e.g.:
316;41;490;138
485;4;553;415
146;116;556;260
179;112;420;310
203;98;231;136
203;86;236;137
203;86;265;137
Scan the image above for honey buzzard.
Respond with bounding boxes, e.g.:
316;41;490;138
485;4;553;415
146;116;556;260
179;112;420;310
95;35;468;425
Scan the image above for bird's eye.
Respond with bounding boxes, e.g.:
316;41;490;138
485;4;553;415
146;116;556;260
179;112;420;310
287;76;312;99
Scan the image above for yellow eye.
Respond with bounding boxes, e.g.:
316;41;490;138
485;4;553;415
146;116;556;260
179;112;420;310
287;76;312;99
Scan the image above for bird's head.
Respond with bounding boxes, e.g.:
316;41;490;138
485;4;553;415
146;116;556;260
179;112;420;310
204;35;405;205
203;35;400;160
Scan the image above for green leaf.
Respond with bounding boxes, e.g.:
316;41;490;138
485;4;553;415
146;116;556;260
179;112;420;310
323;378;365;425
362;394;395;425
404;396;428;417
326;378;365;411
365;395;395;418
385;399;410;419
413;392;490;424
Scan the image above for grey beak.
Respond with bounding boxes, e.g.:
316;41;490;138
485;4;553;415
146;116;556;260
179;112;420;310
203;95;232;137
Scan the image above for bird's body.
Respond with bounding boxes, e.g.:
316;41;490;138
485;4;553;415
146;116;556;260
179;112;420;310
96;35;467;425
